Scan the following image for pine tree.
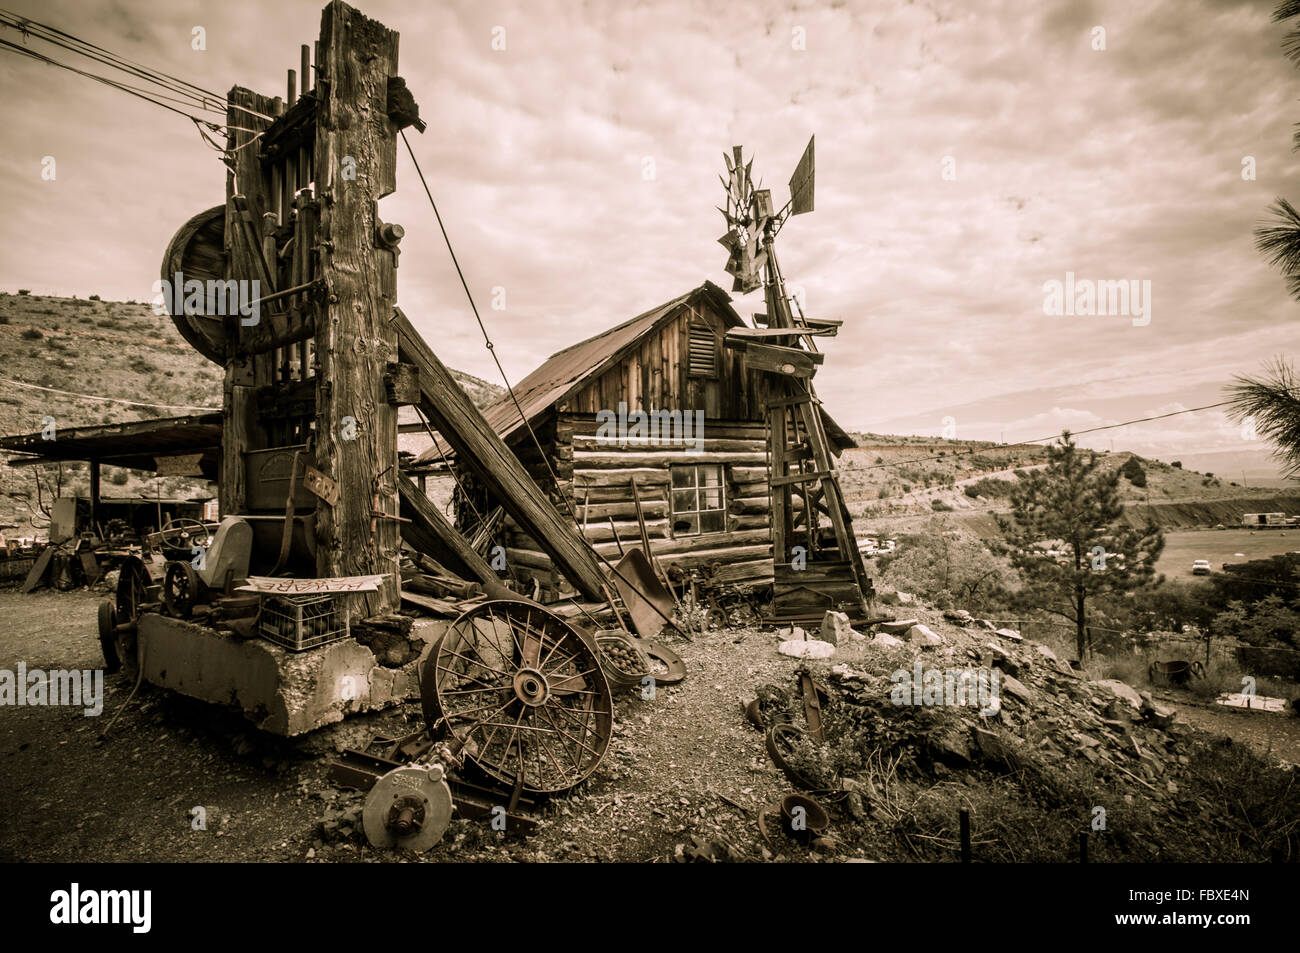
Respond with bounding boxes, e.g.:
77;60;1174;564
995;432;1164;660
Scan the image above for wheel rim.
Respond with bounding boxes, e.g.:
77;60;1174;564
422;600;613;795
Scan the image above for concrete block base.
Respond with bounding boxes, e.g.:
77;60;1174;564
138;614;450;736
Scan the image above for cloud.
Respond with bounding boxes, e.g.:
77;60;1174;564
0;0;1295;462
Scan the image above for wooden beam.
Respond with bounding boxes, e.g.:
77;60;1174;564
397;473;497;585
394;307;607;601
311;2;402;615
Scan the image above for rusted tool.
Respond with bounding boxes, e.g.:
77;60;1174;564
799;671;826;741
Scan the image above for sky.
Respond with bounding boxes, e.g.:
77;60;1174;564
1;0;1298;476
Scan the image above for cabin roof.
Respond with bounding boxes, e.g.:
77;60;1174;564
415;282;743;462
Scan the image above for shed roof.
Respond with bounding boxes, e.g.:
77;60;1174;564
0;414;222;476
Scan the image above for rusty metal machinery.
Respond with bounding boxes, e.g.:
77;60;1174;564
362;764;453;852
421;600;613;795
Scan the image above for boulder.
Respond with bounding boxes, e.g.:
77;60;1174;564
929;723;973;767
998;673;1033;704
820;611;856;646
778;638;836;660
1090;679;1143;712
907;623;944;647
869;632;906;650
879;618;920;635
994;627;1023;642
972;727;1024;771
984;642;1020;677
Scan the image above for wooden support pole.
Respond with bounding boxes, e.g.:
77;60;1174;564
88;459;100;531
394;308;607;601
311;1;401;615
396;473;496;585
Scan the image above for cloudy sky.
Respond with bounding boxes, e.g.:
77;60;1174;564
1;0;1298;474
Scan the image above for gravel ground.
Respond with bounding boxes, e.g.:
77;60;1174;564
0;589;825;862
1;588;1294;863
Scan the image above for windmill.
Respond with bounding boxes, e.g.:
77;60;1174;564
716;137;873;622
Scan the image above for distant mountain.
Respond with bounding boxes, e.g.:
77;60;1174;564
1156;447;1293;489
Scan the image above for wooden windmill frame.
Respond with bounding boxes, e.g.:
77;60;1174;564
718;138;873;622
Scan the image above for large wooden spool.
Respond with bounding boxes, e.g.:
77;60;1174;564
161;205;227;365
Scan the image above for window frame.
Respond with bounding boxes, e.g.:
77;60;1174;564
669;463;727;537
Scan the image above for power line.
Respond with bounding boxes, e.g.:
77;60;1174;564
841;401;1236;475
0;376;219;413
400;129;685;628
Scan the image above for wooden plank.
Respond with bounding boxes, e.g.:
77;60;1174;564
397;473;498;585
571;435;765;453
394;308;607;601
590;528;772;558
572;468;670;488
21;547;53;593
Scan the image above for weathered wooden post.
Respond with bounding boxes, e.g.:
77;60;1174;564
310;1;401;616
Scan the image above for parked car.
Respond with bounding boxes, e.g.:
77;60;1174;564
1191;559;1211;576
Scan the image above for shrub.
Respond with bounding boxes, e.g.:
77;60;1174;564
17;289;30;295
20;328;42;341
1171;461;1182;468
930;499;953;511
1120;455;1147;487
108;469;129;486
89;294;101;301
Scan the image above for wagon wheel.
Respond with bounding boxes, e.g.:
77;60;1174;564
162;560;200;619
112;556;152;681
115;556;152;623
98;599;121;674
421;600;613;795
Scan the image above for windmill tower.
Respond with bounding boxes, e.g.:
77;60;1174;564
717;138;873;622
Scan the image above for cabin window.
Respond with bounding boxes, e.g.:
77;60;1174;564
687;320;718;378
670;464;726;536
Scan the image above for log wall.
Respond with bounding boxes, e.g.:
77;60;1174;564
498;413;775;600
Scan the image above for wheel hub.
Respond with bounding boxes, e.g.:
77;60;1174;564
513;667;550;707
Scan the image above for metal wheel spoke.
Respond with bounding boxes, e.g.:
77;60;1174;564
423;600;612;794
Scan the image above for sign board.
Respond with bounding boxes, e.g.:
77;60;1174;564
155;453;206;477
237;574;386;594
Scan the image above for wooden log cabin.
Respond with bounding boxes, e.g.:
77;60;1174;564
414;281;858;603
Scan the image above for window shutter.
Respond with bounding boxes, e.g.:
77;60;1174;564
688;320;717;377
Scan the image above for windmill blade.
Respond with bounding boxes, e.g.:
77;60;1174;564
789;135;815;215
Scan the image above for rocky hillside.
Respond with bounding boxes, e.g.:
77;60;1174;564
0;291;503;534
840;433;1296;536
